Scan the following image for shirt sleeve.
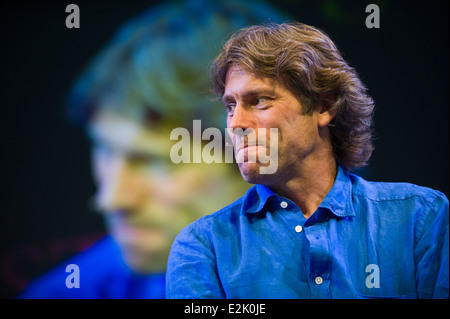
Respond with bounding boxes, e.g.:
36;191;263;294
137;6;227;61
414;190;449;299
165;220;225;299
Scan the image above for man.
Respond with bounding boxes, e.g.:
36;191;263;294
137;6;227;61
19;1;287;298
166;22;449;299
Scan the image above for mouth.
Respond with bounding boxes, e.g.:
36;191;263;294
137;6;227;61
236;140;266;153
235;143;267;163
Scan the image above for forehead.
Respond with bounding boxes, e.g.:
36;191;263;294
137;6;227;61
88;109;172;157
224;64;271;88
222;64;284;100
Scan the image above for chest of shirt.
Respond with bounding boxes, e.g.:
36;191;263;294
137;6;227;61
210;206;417;298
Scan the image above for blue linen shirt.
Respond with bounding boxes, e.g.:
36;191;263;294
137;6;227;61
166;166;449;299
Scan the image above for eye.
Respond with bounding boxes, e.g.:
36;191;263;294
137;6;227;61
127;152;152;168
255;96;272;108
256;97;268;104
225;103;236;116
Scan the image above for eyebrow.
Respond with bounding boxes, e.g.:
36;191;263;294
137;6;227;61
221;88;277;104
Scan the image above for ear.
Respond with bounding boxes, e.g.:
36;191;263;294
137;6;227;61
316;96;337;128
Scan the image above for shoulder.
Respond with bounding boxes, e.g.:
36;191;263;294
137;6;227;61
18;236;125;298
348;173;448;237
349;173;448;205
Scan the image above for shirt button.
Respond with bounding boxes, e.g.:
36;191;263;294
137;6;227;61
295;225;303;233
315;276;323;285
280;201;288;208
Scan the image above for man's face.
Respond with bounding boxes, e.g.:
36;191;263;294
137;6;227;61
88;109;247;273
223;64;324;187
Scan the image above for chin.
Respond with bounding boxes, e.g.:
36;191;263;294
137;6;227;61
238;162;275;185
113;236;169;274
121;247;168;274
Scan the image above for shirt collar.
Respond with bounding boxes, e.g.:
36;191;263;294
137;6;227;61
318;165;355;217
242;182;275;213
242;165;355;217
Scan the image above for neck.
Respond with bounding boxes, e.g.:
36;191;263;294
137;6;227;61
272;155;337;219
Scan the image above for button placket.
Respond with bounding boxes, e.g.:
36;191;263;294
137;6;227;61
304;222;331;298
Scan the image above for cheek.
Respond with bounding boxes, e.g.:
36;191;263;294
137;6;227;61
277;119;314;150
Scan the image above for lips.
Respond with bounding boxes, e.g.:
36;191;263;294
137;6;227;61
235;143;267;164
231;130;269;163
235;137;266;153
237;142;260;154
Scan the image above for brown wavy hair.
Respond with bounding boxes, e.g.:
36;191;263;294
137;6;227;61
210;22;375;171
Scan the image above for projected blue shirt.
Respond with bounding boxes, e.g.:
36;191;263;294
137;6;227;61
19;236;165;299
166;166;449;299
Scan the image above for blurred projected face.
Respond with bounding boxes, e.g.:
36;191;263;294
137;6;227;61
89;109;246;273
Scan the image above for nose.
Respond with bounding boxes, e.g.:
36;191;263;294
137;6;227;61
95;157;147;214
228;104;255;137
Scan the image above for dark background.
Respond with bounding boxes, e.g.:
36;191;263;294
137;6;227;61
0;0;448;298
